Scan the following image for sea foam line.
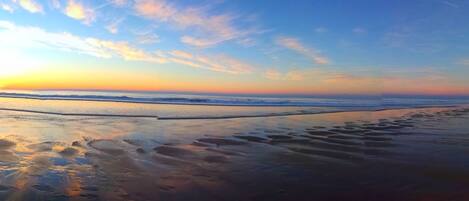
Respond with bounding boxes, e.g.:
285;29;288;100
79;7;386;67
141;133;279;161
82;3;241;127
0;93;378;107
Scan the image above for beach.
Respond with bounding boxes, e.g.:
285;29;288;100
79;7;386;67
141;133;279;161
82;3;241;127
0;96;469;201
2;0;468;200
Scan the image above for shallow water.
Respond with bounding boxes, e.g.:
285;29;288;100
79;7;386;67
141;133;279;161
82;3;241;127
0;98;469;200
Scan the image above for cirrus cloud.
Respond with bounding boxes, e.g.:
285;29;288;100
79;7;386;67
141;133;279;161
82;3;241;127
0;20;253;75
167;50;254;74
134;0;258;48
1;3;14;13
275;36;329;65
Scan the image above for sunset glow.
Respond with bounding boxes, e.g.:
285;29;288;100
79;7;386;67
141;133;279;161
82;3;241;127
0;0;468;95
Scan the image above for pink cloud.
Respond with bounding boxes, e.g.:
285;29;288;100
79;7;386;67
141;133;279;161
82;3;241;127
134;0;255;47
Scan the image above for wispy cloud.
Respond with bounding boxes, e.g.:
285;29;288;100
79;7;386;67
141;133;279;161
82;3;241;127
134;0;257;47
380;68;467;95
275;36;329;65
0;3;14;13
136;33;160;44
237;38;256;47
352;27;367;34
315;27;327;33
382;21;452;53
0;21;253;74
169;50;193;59
134;0;174;20
264;69;304;81
132;28;161;44
0;20;166;61
440;0;459;8
0;20;112;58
109;0;128;7
50;0;61;9
13;0;43;13
86;39;166;63
261;67;381;94
64;0;95;25
105;18;125;34
457;59;469;66
167;50;254;74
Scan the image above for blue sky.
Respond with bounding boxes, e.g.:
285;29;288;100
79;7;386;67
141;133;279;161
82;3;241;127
0;0;468;95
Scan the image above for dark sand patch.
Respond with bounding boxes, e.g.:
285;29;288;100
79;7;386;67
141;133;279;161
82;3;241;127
59;147;79;157
197;138;246;146
363;131;391;136
88;139;126;155
33;184;54;192
363;148;393;156
154;145;197;159
234;135;267;142
364;141;396;147
72;141;81;147
305;141;363;153
301;134;327;140
152;153;195;166
192;141;211;147
81;186;99;192
0;139;15;149
206;148;243;156
329;129;365;135
306;130;337;136
327;134;360;140
264;129;284;134
313;126;326;129
322;138;362;146
277;139;364;155
267;135;293;140
288;147;364;161
362;136;392;141
203;155;228;163
123;139;145;146
0;184;12;191
270;138;311;145
159;185;175;191
136;148;146;154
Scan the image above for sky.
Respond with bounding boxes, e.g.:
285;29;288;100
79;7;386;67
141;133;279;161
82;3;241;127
0;0;468;95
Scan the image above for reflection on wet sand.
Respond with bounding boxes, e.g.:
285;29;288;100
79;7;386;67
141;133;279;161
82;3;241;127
0;107;469;200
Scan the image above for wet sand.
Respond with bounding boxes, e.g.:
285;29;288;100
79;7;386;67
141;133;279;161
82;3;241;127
0;105;469;200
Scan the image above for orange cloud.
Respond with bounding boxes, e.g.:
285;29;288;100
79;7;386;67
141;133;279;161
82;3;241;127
14;0;43;13
64;0;95;24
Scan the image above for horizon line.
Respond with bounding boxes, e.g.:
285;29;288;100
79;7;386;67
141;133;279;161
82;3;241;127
2;88;469;98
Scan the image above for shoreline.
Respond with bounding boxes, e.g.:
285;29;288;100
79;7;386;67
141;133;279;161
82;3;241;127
0;104;460;120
